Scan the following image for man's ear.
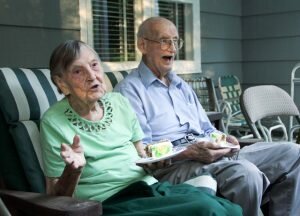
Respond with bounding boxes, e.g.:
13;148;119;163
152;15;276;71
53;76;70;95
137;37;147;54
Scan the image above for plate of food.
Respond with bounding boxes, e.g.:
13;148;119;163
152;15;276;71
209;132;239;149
136;140;186;164
217;142;239;149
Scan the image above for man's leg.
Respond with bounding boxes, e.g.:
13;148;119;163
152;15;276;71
153;159;269;216
240;142;300;216
207;159;269;216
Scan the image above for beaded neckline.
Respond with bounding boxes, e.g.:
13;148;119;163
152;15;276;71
64;98;113;133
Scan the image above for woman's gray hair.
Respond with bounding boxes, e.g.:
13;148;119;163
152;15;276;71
49;40;99;93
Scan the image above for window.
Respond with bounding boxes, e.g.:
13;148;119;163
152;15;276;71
92;0;135;62
80;0;200;73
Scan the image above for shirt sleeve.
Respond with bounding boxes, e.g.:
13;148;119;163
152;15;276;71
120;95;145;143
40;117;67;178
189;85;219;136
115;85;153;144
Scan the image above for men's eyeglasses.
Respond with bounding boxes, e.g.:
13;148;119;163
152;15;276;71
143;38;184;50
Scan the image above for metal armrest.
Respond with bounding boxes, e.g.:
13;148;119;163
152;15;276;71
219;100;234;133
219;100;232;115
0;190;102;216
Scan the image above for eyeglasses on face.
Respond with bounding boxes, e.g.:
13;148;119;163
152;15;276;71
143;37;184;50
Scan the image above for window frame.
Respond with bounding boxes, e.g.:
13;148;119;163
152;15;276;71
79;0;201;73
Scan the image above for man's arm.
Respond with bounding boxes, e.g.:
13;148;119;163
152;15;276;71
116;85;153;143
190;89;217;136
174;141;233;163
173;134;240;163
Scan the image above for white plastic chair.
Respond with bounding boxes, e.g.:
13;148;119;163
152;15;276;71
240;85;300;142
290;63;300;143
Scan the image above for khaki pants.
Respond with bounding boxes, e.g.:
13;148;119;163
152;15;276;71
154;142;300;216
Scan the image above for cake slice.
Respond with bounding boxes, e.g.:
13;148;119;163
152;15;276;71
210;132;227;145
145;140;173;158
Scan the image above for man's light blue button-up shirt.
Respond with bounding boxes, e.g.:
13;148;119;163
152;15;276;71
114;61;217;144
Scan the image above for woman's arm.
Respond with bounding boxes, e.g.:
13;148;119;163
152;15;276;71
46;135;86;196
46;165;82;196
134;140;147;158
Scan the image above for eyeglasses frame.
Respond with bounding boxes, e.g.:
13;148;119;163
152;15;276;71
143;37;184;50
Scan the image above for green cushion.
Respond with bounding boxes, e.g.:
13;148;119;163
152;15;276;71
0;111;29;191
104;70;129;91
9;121;46;193
0;68;62;123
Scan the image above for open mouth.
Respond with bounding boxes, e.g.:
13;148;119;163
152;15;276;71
162;56;173;61
91;84;99;89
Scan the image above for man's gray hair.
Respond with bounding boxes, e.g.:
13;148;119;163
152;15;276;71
137;16;174;38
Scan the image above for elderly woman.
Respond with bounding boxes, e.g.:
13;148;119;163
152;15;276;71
40;40;242;215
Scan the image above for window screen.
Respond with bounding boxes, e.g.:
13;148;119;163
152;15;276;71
92;0;135;62
91;0;193;62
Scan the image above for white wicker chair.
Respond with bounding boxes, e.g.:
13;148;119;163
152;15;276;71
240;85;300;142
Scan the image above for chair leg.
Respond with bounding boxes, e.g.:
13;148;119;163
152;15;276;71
296;129;300;144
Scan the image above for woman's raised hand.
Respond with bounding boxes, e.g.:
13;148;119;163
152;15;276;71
60;135;86;169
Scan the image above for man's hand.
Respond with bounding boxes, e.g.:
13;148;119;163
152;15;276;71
224;134;240;157
182;141;232;163
177;135;240;163
60;135;86;169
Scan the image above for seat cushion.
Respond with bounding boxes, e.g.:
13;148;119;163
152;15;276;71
104;70;129;91
9;121;45;193
0;68;62;123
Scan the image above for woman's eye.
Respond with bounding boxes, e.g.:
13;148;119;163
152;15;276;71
92;62;98;68
72;69;83;76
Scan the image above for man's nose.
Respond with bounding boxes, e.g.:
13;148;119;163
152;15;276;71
168;41;177;52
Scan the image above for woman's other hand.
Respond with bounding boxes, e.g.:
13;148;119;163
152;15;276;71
60;134;86;169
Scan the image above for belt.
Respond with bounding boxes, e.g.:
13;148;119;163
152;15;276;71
171;133;203;146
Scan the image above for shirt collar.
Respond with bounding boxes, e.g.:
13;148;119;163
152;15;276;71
137;61;182;89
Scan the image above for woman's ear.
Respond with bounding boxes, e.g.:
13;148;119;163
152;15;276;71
53;76;70;95
137;37;147;54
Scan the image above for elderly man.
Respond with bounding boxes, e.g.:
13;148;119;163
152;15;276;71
114;16;300;216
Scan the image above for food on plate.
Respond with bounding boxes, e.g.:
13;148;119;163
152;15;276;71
210;132;227;145
145;140;173;158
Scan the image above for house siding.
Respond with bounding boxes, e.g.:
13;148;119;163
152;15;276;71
200;0;242;85
0;0;80;68
242;0;300;104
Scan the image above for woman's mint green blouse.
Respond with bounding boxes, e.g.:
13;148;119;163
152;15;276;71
40;92;157;201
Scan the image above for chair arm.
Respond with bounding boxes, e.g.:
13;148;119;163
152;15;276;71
0;190;102;216
219;100;232;116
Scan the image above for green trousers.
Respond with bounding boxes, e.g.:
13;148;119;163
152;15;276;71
103;181;242;216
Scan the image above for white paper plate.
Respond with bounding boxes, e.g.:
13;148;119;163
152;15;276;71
217;142;239;149
136;146;186;164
